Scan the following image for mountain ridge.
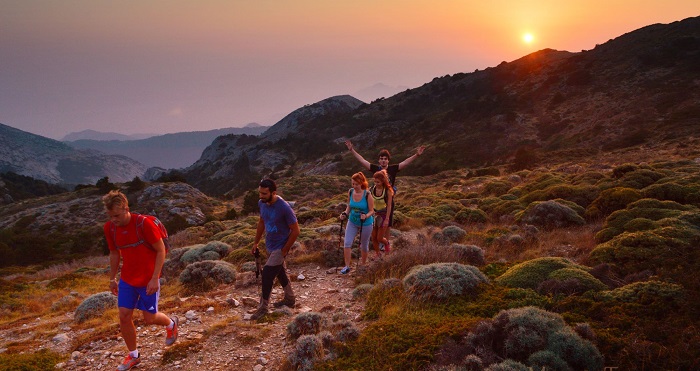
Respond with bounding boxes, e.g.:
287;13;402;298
0;123;147;185
175;16;700;196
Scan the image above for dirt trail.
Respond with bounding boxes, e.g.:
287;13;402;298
33;263;366;371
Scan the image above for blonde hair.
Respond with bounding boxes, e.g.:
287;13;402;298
352;172;369;190
102;190;128;210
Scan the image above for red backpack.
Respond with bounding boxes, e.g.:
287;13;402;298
109;213;171;253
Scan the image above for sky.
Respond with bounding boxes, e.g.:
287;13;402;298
1;1;698;140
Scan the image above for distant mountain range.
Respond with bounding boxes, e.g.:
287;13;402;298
61;129;157;141
175;16;700;196
65;125;269;169
0;123;147;186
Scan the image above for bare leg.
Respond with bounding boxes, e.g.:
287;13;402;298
118;307;137;351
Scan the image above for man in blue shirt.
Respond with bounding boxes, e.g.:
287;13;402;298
250;179;300;320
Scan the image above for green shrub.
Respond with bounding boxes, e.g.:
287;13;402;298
432;226;467;244
289;334;324;371
585;187;642;219
612;163;638;178
590;219;700;277
403;263;489;303
287;312;324;340
485;360;529;371
483;180;512;196
538;267;607;294
618;169;666;189
519;184;599;209
178;260;236;292
516;200;585;228
364;278;405;319
466;306;603;370
642;182;700;205
180;241;231;264
0;349;65;371
598;280;684;305
454;208;488;224
450;244;485;266
75;291;117;323
352;284;374;300
220;232;256;249
494;257;588;290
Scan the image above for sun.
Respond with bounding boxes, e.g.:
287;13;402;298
522;33;534;44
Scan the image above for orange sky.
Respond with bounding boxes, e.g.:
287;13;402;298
1;1;698;139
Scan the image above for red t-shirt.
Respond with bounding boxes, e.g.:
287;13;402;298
104;214;162;287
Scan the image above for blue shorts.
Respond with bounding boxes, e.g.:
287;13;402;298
118;279;159;314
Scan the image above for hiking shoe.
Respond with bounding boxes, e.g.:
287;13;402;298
340;266;351;275
273;297;296;308
250;306;268;320
165;316;178;346
385;241;391;254
116;354;140;371
379;243;385;252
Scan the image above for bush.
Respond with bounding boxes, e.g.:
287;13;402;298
178;260;236;292
484;360;529;371
352;284;374;300
287;312;324;340
450;244;485;266
454;208;488;224
516;200;585;228
585;187;642;219
288;334;324;371
0;349;65;371
74;292;117;323
180;241;232;264
466;306;603;370
642;182;700;205
403;263;489;303
432;226;467;244
494;257;590;291
598;280;684;305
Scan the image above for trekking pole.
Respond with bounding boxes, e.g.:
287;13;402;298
355;214;363;273
336;218;345;274
254;247;261;281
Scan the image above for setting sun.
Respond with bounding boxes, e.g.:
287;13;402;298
523;33;535;44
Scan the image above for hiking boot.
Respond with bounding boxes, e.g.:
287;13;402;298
165;316;178;346
116;354;140;371
250;306;268;320
385;241;391;254
273;297;296;308
379;243;385;252
340;266;351;275
273;284;295;308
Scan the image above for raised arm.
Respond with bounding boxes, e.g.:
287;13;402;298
398;145;426;171
345;140;371;170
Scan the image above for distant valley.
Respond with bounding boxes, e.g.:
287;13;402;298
65;125;269;169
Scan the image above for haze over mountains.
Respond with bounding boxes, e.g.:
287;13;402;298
65;125;269;169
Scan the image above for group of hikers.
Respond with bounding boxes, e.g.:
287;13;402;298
101;141;425;370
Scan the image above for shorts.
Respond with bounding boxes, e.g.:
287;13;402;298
118;279;159;314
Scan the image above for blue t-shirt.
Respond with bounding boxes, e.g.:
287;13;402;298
348;189;374;227
259;196;298;252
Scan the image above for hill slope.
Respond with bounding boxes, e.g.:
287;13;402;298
0;123;147;185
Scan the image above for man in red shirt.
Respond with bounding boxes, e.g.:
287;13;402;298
103;190;178;371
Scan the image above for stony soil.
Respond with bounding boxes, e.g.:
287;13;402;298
14;262;371;371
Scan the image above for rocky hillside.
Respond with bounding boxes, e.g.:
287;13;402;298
0;123;147;186
65;125;269;169
176;16;700;196
0;181;225;266
183;95;365;195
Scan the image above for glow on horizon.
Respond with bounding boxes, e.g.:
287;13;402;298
1;1;698;139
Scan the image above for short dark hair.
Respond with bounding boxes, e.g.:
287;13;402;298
259;178;277;192
378;149;391;160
